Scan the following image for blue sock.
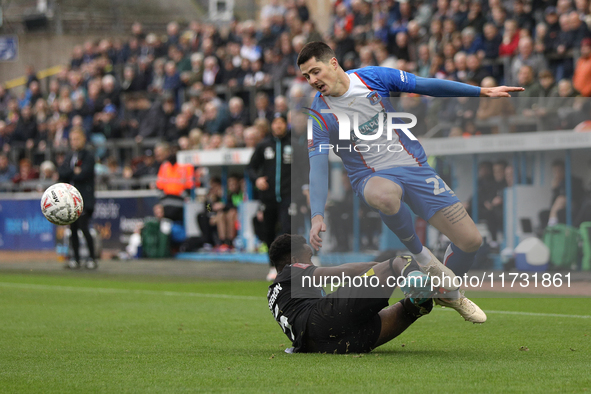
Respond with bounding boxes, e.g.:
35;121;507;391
443;243;478;276
380;204;423;254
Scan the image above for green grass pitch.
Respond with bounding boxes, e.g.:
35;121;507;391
0;272;589;393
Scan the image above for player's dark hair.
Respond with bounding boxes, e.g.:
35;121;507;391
296;41;335;66
269;234;307;270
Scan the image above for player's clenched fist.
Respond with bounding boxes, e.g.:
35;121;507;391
310;215;326;251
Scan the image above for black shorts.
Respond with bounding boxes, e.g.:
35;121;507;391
303;285;389;354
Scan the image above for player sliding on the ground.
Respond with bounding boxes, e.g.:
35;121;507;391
268;234;452;354
299;42;524;323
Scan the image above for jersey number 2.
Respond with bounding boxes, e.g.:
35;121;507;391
426;175;451;196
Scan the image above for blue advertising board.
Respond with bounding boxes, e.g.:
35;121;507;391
0;191;160;251
92;195;159;249
0;199;54;250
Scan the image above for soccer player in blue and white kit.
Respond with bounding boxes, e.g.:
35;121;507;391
298;42;524;323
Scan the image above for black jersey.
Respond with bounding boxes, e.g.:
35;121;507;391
267;263;324;352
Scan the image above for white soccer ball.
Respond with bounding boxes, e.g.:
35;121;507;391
41;183;84;225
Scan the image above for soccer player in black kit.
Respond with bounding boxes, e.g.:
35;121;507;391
267;234;445;354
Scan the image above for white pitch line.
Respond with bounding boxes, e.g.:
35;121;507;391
437;307;591;319
1;282;590;319
483;310;591;319
0;282;262;301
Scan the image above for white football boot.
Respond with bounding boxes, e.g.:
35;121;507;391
435;291;487;323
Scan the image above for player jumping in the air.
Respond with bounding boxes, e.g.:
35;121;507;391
299;42;524;323
267;234;443;354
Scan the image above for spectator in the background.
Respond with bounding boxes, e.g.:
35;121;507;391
243;58;267;88
202;56;222;86
244;126;263;148
200;102;231;134
476;76;515;134
466;54;490;85
165;21;181;49
198;176;223;249
333;3;354;36
167;112;191;142
533;22;548;55
179;102;199;130
510;36;549;85
12;158;39;184
184;52;204;86
228;97;250;126
211;174;244;251
254;92;274;123
136;94;176;142
58;129;97;269
544;7;561;52
0;153;17;183
376;44;398;69
261;0;286;20
534;70;562;129
92;104;122;139
554;13;575;80
555;78;580;129
569;10;591;49
453;51;469;82
121;65;146;92
148;58;166;94
334;27;356;66
512;0;535;33
156;143;194;222
466;0;486;34
12;105;37;151
273;95;288;119
71;45;84;69
168;45;191;73
539;159;585;229
100;74;121;110
133;149;160;179
240;34;262;62
514;65;543;115
39;160;58;181
573;38;591;96
26;81;43;108
464;161;496;225
460;26;484;55
0;121;10;152
499;19;520;57
163;61;182;99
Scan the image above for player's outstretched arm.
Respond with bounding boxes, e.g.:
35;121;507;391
479;86;525;97
309;154;329;251
412;76;523;98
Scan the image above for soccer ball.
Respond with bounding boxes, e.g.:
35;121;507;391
41;183;84;225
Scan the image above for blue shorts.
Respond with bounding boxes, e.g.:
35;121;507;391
355;165;460;221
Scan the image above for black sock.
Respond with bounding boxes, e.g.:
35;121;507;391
401;297;433;318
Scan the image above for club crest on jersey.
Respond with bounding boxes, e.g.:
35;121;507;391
366;91;382;105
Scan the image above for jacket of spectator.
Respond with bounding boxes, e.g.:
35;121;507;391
12;110;37;145
156;159;194;197
138;98;176;139
573;39;591;97
0;154;17;182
